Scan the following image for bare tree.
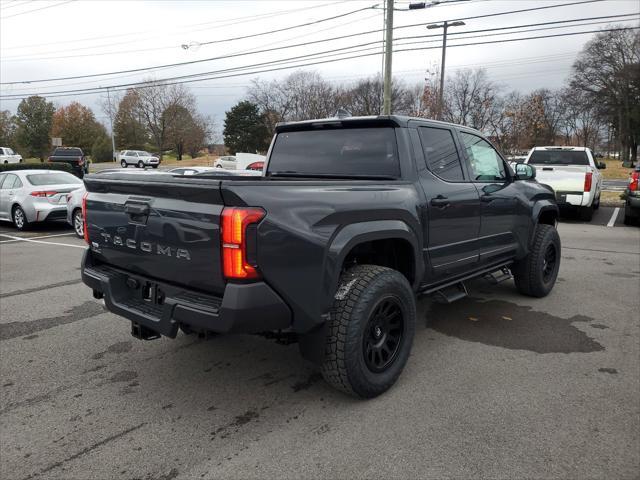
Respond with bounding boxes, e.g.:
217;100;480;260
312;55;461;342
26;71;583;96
131;80;196;159
442;68;501;131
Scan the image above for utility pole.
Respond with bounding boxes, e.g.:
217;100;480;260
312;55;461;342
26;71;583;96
382;0;394;115
106;87;116;162
427;20;465;120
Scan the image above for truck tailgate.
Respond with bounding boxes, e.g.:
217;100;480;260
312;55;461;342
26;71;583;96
533;165;589;193
84;173;226;295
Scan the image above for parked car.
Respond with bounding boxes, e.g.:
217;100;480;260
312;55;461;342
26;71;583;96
214;153;266;170
623;165;640;225
66;186;86;237
0;169;83;230
117;150;160;168
80;115;560;398
524;146;604;221
170;167;262;177
0;147;22;164
167;166;218;175
48;147;88;178
213;155;237;169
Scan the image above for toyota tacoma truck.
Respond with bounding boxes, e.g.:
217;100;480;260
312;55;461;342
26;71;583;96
80;115;560;398
524;146;605;221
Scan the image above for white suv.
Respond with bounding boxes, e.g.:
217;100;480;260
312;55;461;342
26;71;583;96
117;150;160;168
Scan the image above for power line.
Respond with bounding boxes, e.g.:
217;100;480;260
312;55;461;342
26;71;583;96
0;0;346;51
2;1;629;85
0;0;75;19
2;26;636;100
0;1;34;11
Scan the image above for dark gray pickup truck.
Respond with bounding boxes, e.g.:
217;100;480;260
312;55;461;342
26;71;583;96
81;115;560;398
48;147;88;178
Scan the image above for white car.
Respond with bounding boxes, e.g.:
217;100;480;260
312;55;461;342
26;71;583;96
524;146;604;221
0;170;83;230
117;150;160;168
213;153;266;170
0;147;22;164
167;166;218;175
66;185;86;237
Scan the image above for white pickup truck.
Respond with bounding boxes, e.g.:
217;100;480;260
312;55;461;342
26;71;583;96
524;146;605;221
0;147;22;164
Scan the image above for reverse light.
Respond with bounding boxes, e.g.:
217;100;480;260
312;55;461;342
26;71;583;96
221;207;265;280
630;171;639;192
82;191;89;244
584;171;593;192
30;190;58;197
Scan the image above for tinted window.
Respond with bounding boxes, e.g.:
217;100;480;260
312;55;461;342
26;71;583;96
26;172;82;185
418;127;464;181
528;150;589;166
460;132;506;181
1;174;18;189
269;128;400;178
53;148;83;156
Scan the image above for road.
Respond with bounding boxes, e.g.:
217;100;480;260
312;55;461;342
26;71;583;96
1;209;639;480
603;179;629;192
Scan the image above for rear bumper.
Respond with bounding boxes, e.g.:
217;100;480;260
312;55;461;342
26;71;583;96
81;250;291;338
23;201;67;223
555;191;591;207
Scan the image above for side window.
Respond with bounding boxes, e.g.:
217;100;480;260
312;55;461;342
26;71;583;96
13;176;23;188
1;174;17;189
460;132;506;182
0;174;6;187
418;126;465;182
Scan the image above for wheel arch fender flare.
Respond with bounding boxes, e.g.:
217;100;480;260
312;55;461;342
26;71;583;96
324;220;422;305
532;200;559;226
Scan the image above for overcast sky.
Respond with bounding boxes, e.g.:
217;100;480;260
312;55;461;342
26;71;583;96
1;0;638;130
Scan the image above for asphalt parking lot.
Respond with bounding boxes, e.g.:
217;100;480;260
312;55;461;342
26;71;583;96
1;208;639;480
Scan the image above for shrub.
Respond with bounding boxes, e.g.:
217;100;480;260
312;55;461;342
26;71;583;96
0;162;72;173
91;135;113;162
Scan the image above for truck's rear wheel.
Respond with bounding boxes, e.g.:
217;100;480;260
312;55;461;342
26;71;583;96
321;265;416;398
578;206;594;221
512;224;561;298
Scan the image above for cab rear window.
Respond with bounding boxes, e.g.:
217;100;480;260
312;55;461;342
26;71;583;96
529;150;589;166
268;127;400;178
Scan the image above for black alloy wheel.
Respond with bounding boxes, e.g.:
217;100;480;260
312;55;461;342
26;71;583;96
363;297;404;373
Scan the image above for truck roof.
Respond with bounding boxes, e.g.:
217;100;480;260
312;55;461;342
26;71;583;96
532;146;590;151
275;115;472;132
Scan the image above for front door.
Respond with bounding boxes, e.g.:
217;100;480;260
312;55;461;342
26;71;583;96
414;125;481;283
0;173;8;219
458;131;521;265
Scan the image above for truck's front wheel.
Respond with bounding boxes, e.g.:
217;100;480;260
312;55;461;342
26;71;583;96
321;265;416;398
512;224;561;297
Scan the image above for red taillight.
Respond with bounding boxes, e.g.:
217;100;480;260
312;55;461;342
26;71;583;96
629;172;639;192
47;156;52;162
584;171;593;192
221;207;265;280
246;161;264;171
78;157;85;166
30;191;58;197
82;191;89;243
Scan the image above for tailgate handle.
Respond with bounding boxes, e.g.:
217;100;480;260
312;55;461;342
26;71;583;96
124;203;150;216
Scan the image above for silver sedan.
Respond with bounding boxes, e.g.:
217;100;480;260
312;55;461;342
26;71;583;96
0;169;83;230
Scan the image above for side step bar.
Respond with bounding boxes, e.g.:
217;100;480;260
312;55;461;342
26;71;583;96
483;267;513;285
433;282;468;304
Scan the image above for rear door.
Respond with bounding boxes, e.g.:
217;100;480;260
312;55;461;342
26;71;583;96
458;130;521;264
84;174;228;295
0;173;9;219
413;124;481;281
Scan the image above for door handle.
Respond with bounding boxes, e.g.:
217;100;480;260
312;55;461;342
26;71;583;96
430;196;450;208
124;203;150;216
481;195;495;203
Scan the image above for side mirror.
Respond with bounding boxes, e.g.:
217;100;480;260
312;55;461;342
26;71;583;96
515;163;536;180
597;162;606;169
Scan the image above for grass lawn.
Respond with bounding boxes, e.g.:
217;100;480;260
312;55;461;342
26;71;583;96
601;158;634;180
600;190;625;206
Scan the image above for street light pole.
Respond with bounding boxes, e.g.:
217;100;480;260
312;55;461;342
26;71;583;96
382;0;394;115
427;20;465;120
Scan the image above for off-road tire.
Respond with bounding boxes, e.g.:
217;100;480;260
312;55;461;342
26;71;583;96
512;224;561;298
593;195;600;210
579;206;594;221
321;264;416;398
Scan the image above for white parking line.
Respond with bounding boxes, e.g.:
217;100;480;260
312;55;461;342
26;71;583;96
606;207;620;227
0;232;75;243
0;234;85;249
